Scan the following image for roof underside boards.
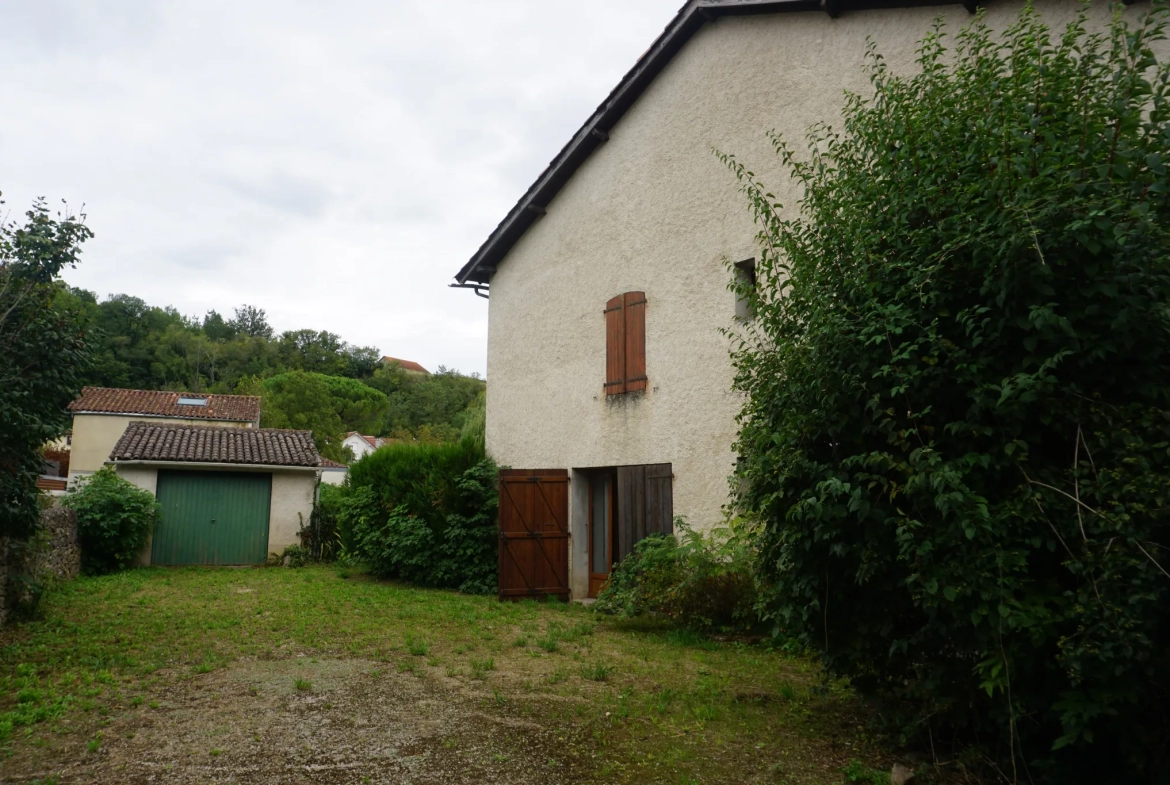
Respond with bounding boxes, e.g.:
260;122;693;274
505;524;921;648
69;386;261;423
110;422;322;467
453;0;974;286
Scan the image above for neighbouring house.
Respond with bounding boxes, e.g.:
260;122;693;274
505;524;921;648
381;356;430;376
67;387;261;487
319;457;348;486
109;422;323;565
342;431;390;460
452;0;1129;601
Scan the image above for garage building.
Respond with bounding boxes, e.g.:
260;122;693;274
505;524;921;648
109;421;322;565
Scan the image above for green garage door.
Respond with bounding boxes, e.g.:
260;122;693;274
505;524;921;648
153;471;272;565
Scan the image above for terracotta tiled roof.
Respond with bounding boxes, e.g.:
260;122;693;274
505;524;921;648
381;356;430;375
69;387;260;423
110;422;319;467
319;458;348;469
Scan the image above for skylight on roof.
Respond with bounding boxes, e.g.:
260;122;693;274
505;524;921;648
177;397;208;406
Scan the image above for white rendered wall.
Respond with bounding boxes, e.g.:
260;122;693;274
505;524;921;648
485;1;1136;540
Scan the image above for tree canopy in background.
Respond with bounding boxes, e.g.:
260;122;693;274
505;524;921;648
0;197;92;540
724;7;1170;782
63;287;486;456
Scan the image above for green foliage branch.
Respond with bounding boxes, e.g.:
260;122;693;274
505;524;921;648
0;197;92;540
63;467;158;575
594;522;758;632
722;6;1170;780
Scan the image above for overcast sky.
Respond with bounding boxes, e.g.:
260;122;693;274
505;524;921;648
0;0;683;377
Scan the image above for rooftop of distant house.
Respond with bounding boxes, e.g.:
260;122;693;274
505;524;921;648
381;356;429;375
346;432;379;448
69;386;262;423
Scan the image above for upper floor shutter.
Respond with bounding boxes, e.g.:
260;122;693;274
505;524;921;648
604;291;646;396
623;292;647;393
604;295;626;395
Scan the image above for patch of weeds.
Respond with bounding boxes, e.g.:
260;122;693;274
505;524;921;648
579;662;611;682
491;689;506;705
778;680;797;701
210;748;223;756
427;657;441;667
149;701;160;710
537;635;559;653
294;679;312;692
397;662;416;674
192;659;215;674
512;635;529;648
86;732;102;753
841;760;888;784
453;643;473;654
547;668;568;685
469;657;495;680
444;665;459;678
130;695;144;707
406;635;429;656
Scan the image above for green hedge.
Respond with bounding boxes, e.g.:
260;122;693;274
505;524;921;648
340;440;497;593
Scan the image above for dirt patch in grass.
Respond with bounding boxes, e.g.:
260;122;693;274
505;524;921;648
0;567;884;784
4;657;592;784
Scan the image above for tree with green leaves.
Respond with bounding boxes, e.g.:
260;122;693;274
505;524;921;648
723;6;1170;781
260;371;389;461
0;196;92;540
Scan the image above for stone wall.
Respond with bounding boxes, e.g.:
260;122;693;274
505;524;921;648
0;505;81;625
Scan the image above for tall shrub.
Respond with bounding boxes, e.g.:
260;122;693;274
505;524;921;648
723;7;1170;781
342;440;497;593
63;467;158;575
0;198;92;541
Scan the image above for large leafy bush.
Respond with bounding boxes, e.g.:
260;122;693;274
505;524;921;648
594;523;757;632
0;198;91;541
63;467;158;575
340;440;497;593
723;7;1170;781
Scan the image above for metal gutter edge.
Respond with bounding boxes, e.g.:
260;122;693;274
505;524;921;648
106;460;322;472
74;411;255;423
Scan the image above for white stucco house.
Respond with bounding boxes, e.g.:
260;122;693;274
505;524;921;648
452;0;1135;601
343;432;388;460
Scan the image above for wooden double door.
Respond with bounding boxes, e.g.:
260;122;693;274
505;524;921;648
497;465;672;601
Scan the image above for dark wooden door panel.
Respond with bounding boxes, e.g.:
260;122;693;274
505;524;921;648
645;463;673;536
498;469;569;601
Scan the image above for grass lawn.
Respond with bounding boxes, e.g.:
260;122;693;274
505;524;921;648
0;566;888;784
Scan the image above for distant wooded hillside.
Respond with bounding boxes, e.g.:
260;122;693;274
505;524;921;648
62;289;485;453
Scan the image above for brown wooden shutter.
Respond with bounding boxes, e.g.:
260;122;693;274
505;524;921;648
497;469;570;601
644;463;673;536
616;464;645;561
604;295;626;395
623;291;647;393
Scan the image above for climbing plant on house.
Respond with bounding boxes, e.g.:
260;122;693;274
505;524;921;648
723;6;1170;782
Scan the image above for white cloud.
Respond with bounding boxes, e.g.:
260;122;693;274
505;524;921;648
0;0;681;376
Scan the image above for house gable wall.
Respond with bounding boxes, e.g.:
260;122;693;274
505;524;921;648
484;1;1126;531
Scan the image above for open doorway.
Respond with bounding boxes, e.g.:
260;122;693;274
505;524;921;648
587;470;616;598
580;464;673;599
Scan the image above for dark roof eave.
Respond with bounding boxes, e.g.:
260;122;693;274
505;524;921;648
453;0;974;286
